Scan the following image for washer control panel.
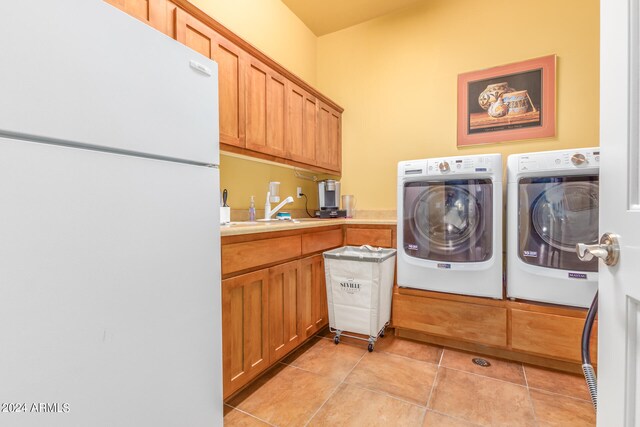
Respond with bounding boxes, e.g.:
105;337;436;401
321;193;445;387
518;148;600;172
400;155;500;177
426;156;497;175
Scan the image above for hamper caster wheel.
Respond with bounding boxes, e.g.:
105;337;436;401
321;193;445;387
334;336;340;345
368;343;374;352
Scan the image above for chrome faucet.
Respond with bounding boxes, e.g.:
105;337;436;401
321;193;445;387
264;195;294;219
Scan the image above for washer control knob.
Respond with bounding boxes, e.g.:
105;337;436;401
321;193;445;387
571;153;587;166
439;161;450;172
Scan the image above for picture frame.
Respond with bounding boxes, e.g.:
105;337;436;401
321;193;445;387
457;55;556;147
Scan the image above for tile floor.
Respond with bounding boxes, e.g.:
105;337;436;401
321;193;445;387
224;331;596;426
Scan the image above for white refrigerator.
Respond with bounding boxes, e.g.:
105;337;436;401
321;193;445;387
0;1;222;426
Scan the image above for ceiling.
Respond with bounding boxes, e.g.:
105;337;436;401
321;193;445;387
281;0;424;36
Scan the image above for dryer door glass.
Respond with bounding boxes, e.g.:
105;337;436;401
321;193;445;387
518;175;599;271
403;179;493;262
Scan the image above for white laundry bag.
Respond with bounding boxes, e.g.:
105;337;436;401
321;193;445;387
323;246;396;337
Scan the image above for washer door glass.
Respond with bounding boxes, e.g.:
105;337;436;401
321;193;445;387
518;176;599;271
403;179;493;262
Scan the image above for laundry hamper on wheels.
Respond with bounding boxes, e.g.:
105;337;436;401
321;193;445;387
323;245;397;352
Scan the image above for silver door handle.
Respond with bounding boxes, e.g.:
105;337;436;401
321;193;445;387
576;232;620;266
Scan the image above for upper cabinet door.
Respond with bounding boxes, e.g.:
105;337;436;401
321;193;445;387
316;102;342;173
245;58;287;158
175;9;246;148
286;82;317;166
213;36;247;148
105;0;167;33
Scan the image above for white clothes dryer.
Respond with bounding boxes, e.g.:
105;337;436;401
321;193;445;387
507;148;600;308
397;154;503;298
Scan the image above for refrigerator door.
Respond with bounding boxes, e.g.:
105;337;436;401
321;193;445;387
0;137;222;426
0;0;218;165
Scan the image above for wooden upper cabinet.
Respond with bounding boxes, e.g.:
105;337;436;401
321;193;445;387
214;37;246;148
316;102;342;173
221;269;269;399
245;58;287;158
105;0;167;33
175;9;214;57
286;82;317;165
175;9;246;148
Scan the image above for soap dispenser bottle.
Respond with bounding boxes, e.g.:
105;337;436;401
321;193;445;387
249;195;256;221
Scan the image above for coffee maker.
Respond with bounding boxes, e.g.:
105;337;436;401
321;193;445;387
316;179;346;218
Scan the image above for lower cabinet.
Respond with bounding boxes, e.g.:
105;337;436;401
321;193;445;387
392;288;598;367
299;255;328;339
345;227;393;248
221;269;269;399
268;260;301;362
393;293;508;347
222;254;329;398
511;309;598;362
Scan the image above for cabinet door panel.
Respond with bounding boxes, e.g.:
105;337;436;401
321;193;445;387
165;1;177;38
316;102;341;173
105;0;167;33
286;83;317;165
298;259;314;337
246;64;266;150
299;255;328;338
246;60;287;157
392;294;507;347
312;256;329;331
268;261;300;362
175;10;246;148
511;309;598;362
215;38;246;148
267;77;286;155
345;228;393;248
222;269;269;398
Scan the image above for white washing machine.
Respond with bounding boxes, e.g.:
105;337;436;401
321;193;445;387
397;154;503;298
507;148;600;308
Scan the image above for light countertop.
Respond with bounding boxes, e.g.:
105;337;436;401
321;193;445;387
220;217;396;237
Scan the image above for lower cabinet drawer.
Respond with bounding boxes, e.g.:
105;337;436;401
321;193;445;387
345;228;392;248
392;294;507;347
222;235;302;275
511;309;597;362
301;228;343;255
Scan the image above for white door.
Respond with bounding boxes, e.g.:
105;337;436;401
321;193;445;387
596;0;640;424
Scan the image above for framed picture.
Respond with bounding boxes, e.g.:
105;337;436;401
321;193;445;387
457;55;556;147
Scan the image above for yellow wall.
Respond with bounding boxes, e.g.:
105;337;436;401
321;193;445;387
218;155;325;212
317;0;600;210
190;0;323;211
